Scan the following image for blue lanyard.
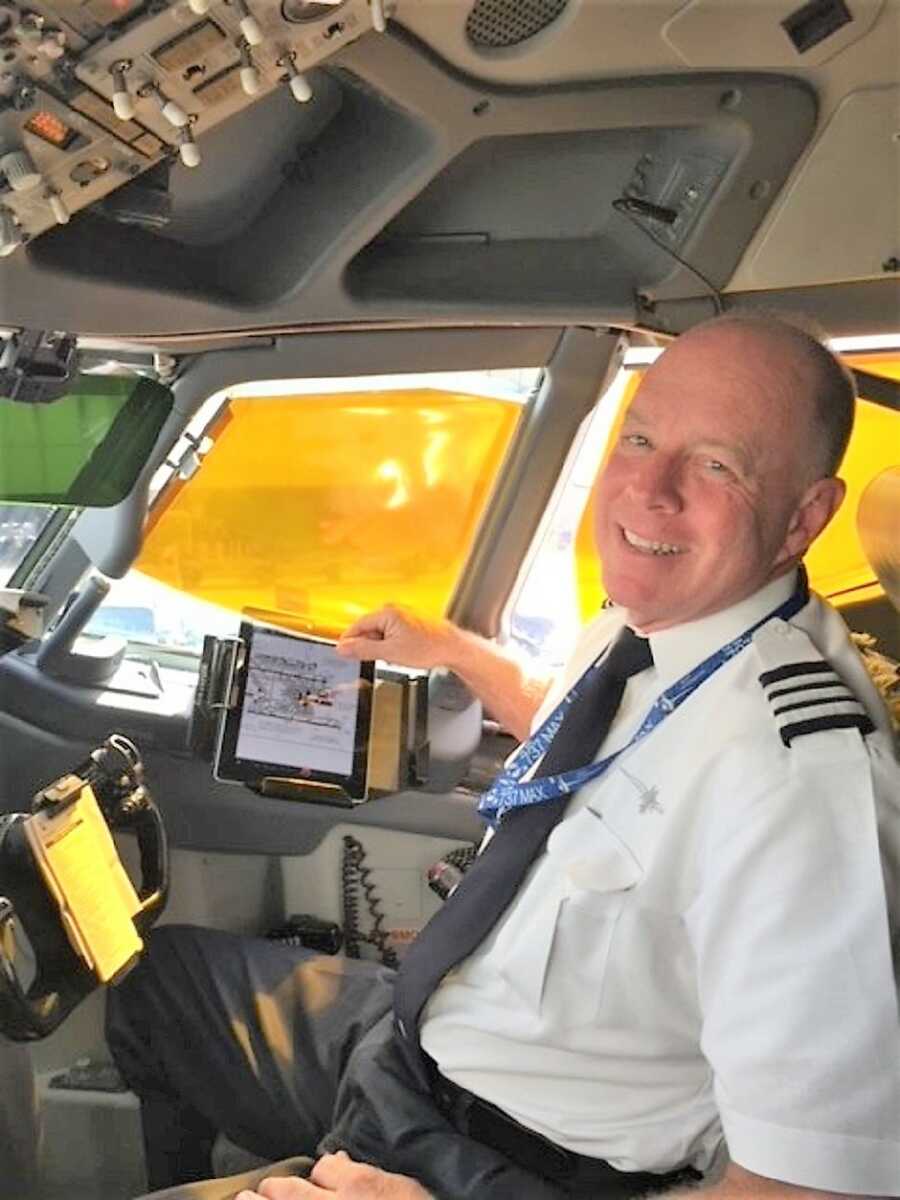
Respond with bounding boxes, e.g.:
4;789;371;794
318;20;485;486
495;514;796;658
478;573;809;826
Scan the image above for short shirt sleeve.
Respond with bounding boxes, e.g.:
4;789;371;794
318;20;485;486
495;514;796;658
686;726;900;1194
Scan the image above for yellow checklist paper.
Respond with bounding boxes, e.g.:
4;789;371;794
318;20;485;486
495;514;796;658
24;781;143;983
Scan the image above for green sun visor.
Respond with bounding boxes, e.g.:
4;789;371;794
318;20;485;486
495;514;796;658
0;375;173;506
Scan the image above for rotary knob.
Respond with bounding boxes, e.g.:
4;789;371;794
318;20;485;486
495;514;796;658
0;150;42;192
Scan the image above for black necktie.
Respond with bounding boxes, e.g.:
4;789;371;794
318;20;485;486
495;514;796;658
393;625;653;1063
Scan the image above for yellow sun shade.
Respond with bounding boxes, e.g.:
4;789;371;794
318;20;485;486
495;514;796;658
137;390;521;637
804;397;898;602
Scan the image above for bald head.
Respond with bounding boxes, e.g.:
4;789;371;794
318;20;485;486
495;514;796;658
675;314;856;481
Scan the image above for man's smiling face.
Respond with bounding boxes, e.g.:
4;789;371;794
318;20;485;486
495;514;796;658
593;321;845;632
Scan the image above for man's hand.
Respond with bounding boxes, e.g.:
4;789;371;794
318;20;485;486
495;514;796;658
337;605;460;671
234;1151;433;1200
337;605;549;740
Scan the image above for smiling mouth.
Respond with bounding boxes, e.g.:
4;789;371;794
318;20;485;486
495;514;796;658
621;527;686;556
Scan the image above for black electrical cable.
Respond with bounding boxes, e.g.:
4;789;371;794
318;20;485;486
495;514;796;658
611;197;725;317
444;844;478;873
341;835;399;969
340;838;362;960
426;843;479;902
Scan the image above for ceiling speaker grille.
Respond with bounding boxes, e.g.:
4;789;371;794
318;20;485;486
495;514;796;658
465;0;569;49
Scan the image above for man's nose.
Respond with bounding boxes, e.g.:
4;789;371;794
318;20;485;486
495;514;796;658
627;455;683;511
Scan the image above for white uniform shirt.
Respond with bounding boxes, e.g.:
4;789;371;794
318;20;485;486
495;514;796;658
420;573;900;1195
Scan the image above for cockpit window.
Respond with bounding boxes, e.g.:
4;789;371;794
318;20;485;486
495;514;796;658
0;504;57;587
87;370;537;653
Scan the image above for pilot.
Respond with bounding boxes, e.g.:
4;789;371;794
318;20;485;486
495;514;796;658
109;315;900;1200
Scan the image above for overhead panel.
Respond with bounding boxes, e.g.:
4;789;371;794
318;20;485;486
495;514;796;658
0;0;384;255
663;0;885;67
347;74;817;313
0;23;821;334
737;85;900;288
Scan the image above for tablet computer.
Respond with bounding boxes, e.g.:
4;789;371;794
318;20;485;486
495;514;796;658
214;622;375;801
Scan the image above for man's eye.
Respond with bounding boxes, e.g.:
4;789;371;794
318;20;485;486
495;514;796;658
622;433;650;449
704;458;732;475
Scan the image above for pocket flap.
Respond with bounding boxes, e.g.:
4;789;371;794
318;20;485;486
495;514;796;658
566;847;642;893
547;808;643;895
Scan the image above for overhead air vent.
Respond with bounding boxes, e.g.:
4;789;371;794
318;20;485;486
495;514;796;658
465;0;569;50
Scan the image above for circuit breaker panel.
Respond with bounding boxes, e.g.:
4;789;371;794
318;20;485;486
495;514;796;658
0;0;386;254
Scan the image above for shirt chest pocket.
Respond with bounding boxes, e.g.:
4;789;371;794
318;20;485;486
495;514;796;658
499;810;643;1029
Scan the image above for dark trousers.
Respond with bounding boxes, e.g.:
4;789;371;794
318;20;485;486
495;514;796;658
107;925;572;1200
107;925;689;1200
106;924;396;1186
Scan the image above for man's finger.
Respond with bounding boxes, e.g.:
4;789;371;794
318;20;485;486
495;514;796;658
336;608;394;658
338;609;393;643
234;1176;328;1199
309;1154;433;1200
309;1150;373;1188
335;634;384;660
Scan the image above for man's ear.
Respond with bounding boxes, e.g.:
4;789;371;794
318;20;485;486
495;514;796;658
780;476;847;564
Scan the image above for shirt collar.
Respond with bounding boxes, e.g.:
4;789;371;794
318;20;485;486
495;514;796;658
633;570;799;687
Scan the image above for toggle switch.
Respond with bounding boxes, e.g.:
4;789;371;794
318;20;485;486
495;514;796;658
176;123;201;168
232;0;262;46
138;81;189;128
47;190;70;224
110;61;136;121
238;40;261;95
277;51;311;103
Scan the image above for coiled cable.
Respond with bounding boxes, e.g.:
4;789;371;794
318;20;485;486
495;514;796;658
340;834;399;969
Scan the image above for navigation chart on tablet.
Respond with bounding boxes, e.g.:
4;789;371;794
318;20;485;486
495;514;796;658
234;629;363;777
